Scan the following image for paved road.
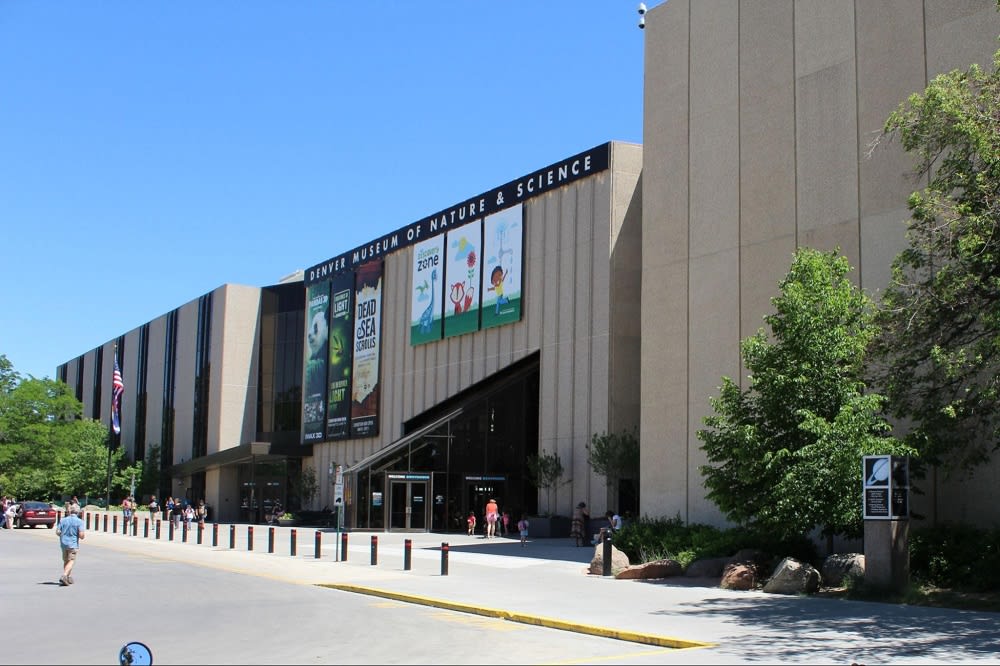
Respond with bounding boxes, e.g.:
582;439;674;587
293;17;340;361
4;514;1000;664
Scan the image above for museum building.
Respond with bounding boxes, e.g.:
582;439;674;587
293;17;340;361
60;0;1000;531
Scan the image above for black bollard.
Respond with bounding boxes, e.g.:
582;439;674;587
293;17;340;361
371;535;378;566
602;529;613;576
155;520;161;540
340;532;348;562
248;525;254;551
133;516;138;536
103;514;108;532
314;531;321;559
212;523;219;547
441;542;449;576
169;519;174;541
229;524;235;549
86;513;91;530
183;521;188;543
268;527;275;553
290;529;297;557
113;515;118;534
197;523;203;544
143;518;149;538
404;538;412;571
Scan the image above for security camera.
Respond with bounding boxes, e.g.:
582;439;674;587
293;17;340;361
638;2;647;15
638;16;645;29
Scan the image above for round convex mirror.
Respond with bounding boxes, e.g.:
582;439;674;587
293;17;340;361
119;641;153;665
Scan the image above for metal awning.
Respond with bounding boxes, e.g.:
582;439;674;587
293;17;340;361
170;440;306;477
344;407;464;474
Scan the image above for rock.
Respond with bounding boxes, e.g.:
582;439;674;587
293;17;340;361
821;553;865;587
589;543;630;576
615;558;683;580
763;557;821;595
684;556;730;578
720;562;758;590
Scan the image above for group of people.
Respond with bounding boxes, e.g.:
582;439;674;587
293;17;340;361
570;501;623;547
466;499;515;539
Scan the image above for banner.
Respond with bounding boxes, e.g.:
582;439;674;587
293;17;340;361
326;271;355;440
351;260;383;438
302;281;330;443
410;235;445;345
482;203;523;329
444;219;482;338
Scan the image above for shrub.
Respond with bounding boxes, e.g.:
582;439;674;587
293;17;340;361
909;524;1000;591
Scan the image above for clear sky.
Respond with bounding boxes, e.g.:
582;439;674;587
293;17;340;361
0;2;646;382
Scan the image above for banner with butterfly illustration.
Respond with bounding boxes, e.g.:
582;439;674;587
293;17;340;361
444;220;482;339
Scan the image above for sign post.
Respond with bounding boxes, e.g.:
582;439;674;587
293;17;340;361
333;464;344;561
862;455;910;591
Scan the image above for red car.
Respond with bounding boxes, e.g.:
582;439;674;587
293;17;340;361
14;501;57;529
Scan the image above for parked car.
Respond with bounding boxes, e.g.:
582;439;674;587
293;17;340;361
14;501;57;529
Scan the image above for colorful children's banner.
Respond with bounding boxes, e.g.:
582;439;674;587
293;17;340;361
302;281;330;443
444;220;482;339
410;235;445;345
482;204;523;329
350;260;383;438
326;271;355;440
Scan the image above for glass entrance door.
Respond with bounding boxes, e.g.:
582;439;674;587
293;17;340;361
387;474;430;531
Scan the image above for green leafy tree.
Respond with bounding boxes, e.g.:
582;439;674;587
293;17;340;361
872;46;1000;475
586;427;639;509
526;450;565;516
697;248;915;541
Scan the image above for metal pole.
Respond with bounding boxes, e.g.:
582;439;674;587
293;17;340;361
268;527;275;553
602;529;613;576
314;531;321;559
441;542;449;576
404;538;412;571
371;535;378;566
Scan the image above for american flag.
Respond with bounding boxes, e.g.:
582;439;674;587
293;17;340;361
111;352;124;435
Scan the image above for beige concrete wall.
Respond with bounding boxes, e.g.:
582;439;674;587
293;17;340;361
213;284;261;455
642;0;1000;528
172;300;197;467
314;144;640;517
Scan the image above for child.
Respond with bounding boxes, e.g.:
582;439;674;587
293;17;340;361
517;514;529;547
466;511;477;536
501;510;510;537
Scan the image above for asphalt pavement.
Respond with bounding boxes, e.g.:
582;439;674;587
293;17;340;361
11;511;1000;664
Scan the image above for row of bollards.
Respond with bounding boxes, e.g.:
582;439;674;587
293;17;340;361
69;511;452;575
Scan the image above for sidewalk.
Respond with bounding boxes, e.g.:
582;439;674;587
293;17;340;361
33;512;1000;664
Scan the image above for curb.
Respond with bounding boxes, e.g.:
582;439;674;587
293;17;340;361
322;582;715;650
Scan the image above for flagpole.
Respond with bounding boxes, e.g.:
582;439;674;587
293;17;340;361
106;345;116;510
106;343;124;511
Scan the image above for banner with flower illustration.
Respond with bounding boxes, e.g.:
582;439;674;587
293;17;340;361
443;220;482;338
482;204;523;329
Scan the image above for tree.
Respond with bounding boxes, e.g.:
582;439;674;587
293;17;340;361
291;463;319;509
586;427;639;510
525;450;565;516
697;248;915;541
871;45;1000;475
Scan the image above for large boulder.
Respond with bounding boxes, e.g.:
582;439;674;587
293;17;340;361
684;556;730;578
588;543;630;576
763;557;821;595
615;558;683;580
821;553;865;588
720;562;758;590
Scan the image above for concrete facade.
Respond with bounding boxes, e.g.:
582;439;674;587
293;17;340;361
640;0;1000;528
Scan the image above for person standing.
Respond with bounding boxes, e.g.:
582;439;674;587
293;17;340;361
466;511;477;536
517;514;529;547
501;510;510;537
148;495;159;522
196;499;207;526
484;498;499;538
56;504;85;586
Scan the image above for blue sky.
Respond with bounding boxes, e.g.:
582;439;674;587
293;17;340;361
0;2;646;382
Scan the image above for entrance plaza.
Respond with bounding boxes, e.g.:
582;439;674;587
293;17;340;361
12;510;999;665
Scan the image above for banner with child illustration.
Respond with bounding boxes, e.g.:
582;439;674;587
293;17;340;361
482;203;523;329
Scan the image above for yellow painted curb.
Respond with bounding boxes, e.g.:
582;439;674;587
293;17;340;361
321;583;714;650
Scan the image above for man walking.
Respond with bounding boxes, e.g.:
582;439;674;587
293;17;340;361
56;503;85;586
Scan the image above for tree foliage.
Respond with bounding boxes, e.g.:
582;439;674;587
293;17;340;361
587;427;639;505
697;248;915;540
526;450;565;516
872;47;1000;475
0;353;139;501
